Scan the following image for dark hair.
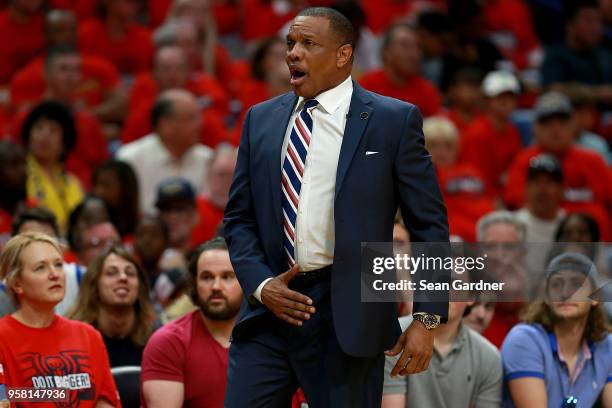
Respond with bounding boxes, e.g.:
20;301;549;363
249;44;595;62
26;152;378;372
11;207;59;237
331;1;366;40
21;101;77;162
565;0;600;24
251;37;285;81
92;160;140;237
151;97;175;129
186;237;228;305
417;10;453;34
447;0;482;27
67;195;111;250
297;7;355;47
381;22;415;51
44;45;79;70
554;213;600;242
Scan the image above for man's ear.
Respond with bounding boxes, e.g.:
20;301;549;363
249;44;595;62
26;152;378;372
337;44;353;68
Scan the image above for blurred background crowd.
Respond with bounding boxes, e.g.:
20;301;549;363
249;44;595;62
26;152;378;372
0;0;611;407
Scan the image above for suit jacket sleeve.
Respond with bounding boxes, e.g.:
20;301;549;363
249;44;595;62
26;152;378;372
223;108;275;298
394;105;450;321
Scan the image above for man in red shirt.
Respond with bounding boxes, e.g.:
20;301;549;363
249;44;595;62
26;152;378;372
443;68;484;133
122;45;229;147
10;9;126;123
460;70;523;197
191;144;238;246
504;92;612;240
141;237;243;408
359;23;441;117
424;116;495;242
78;0;153;75
0;0;45;85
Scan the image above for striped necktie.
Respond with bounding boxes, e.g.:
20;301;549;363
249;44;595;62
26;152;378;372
281;99;319;266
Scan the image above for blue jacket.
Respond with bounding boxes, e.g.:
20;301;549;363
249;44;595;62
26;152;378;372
224;82;449;357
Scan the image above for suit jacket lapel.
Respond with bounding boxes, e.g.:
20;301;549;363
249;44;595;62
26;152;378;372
335;82;373;199
268;93;298;229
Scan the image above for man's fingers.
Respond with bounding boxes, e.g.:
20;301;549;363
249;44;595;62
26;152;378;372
390;346;412;377
282;307;311;321
282;287;314;308
278;312;304;326
399;352;421;375
279;296;315;314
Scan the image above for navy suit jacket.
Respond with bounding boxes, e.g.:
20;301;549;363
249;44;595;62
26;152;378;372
224;81;449;357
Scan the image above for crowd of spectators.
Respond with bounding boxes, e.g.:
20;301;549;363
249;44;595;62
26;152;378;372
0;0;611;407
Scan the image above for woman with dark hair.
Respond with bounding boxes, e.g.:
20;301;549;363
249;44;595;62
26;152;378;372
69;245;155;367
92;160;140;238
0;232;120;407
21;101;83;234
555;213;601;243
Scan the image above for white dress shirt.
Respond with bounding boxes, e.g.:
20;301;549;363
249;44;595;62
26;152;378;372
116;134;213;213
254;76;353;301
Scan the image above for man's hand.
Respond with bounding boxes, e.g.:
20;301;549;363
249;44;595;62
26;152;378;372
385;320;434;377
261;265;315;326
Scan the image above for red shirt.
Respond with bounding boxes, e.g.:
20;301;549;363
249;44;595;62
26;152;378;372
483;0;540;70
10;55;120;111
359;70;441;117
504;145;612;240
482;302;522;349
12;108;108;188
459;115;522;196
436;163;496;242
128;72;229;114
442;109;484;134
361;0;412;34
240;0;296;41
78;19;153;75
141;310;228;408
190;196;225;248
0;315;121;407
0;10;45;84
147;0;172;28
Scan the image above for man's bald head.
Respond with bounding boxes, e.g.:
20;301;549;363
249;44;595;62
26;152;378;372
151;89;201;153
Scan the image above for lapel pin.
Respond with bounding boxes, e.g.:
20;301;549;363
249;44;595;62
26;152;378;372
360;112;368;120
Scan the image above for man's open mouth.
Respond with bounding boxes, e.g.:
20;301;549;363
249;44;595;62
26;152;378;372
290;68;307;84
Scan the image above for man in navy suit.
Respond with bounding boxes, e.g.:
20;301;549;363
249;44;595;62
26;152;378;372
224;7;449;407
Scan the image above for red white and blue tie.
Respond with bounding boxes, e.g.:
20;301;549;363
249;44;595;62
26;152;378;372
282;99;319;266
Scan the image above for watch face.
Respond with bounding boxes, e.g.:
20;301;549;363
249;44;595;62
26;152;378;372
416;314;439;329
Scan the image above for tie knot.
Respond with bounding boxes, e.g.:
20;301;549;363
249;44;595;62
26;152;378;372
303;99;318;110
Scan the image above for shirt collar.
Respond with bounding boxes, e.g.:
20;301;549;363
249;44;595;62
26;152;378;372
548;331;596;356
295;75;353;114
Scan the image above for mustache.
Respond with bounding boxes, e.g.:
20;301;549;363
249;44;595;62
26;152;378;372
206;291;227;302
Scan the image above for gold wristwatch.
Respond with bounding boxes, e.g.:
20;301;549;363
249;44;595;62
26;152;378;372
412;312;442;330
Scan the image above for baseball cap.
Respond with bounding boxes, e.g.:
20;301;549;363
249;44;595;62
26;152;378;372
155;177;196;210
527;153;563;182
534;92;573;122
481;70;520;97
546;252;601;289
